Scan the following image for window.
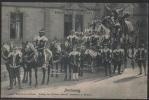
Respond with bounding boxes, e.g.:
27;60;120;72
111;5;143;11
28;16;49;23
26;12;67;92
10;10;23;40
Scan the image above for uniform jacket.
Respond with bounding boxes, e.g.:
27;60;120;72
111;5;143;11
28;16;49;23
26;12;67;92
135;48;147;61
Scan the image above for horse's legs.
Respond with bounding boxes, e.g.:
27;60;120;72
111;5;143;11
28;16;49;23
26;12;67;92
22;66;26;83
47;65;50;84
8;68;14;90
56;63;58;78
41;68;46;84
25;71;28;83
60;61;63;72
51;65;53;77
34;68;38;87
29;69;32;86
8;71;11;88
64;64;67;81
16;68;22;89
22;68;26;83
5;64;12;89
14;78;17;86
69;65;72;80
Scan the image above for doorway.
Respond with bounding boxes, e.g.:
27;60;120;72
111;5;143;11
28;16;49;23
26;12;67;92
64;14;72;38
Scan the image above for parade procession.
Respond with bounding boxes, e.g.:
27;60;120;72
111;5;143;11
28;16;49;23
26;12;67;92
1;3;147;92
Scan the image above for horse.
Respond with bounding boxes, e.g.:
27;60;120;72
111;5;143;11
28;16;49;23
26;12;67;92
7;47;23;89
22;42;38;86
22;42;53;87
21;42;29;83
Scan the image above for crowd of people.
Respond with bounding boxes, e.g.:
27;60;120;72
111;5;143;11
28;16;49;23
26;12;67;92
1;8;147;90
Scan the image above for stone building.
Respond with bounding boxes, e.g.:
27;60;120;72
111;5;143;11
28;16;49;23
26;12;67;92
1;2;148;45
1;2;106;43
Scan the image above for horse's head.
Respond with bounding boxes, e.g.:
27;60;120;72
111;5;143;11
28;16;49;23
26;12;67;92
25;42;35;52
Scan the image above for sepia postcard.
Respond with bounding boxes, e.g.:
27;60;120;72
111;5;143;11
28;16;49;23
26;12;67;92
1;1;148;99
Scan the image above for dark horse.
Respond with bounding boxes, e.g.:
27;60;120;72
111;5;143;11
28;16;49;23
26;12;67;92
22;42;53;87
22;42;38;87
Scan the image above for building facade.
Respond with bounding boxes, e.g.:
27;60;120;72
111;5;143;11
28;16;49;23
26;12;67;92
2;2;106;43
1;2;148;45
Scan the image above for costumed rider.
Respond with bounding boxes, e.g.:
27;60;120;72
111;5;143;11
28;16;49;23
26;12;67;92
33;29;48;65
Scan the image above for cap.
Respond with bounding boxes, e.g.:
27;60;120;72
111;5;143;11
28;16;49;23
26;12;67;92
39;29;45;33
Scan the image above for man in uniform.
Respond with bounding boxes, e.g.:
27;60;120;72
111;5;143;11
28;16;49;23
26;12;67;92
112;46;124;74
80;46;85;77
63;51;70;81
135;44;147;76
33;29;48;67
69;47;80;81
97;47;102;69
103;44;112;76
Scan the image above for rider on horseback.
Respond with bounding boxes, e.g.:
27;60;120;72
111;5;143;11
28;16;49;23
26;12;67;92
33;29;48;66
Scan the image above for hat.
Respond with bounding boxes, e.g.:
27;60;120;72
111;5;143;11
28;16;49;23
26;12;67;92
39;29;45;33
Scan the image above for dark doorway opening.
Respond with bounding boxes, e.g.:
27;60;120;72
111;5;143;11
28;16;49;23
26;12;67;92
64;14;72;38
75;14;83;32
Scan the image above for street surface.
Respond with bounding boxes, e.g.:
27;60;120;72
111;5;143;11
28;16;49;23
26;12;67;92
1;63;148;99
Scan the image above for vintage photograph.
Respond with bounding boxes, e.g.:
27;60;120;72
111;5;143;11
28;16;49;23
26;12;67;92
1;2;148;99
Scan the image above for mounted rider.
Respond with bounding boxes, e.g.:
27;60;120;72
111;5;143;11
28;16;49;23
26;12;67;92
33;29;48;65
